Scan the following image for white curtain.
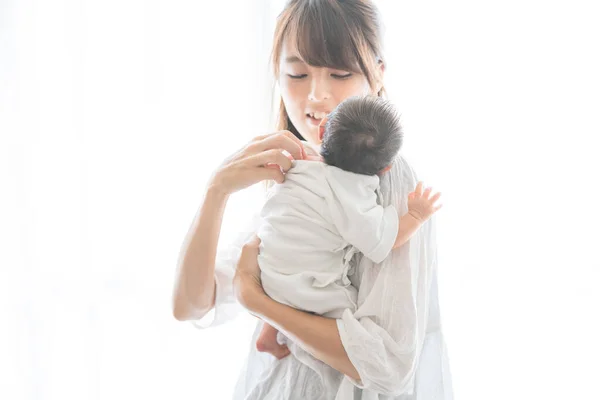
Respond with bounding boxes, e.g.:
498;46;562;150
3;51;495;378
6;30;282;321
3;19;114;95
1;1;598;399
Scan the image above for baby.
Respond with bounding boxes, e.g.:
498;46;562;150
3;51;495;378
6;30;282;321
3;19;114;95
255;96;441;357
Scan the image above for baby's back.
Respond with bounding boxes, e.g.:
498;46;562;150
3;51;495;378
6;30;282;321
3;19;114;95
258;159;382;272
257;160;347;276
257;160;387;316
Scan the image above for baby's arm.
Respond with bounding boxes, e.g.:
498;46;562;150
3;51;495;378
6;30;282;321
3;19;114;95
393;182;442;249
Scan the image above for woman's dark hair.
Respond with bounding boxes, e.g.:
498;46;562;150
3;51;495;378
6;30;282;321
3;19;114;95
271;0;386;140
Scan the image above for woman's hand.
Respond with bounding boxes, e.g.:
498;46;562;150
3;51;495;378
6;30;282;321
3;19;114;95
211;131;307;195
233;235;268;313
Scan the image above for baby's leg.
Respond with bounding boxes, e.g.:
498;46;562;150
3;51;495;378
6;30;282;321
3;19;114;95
256;323;290;359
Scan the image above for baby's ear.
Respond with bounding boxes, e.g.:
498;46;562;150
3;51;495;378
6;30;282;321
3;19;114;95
378;164;393;176
318;116;328;142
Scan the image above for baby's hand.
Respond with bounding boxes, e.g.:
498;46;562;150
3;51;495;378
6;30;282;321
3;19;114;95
407;181;442;222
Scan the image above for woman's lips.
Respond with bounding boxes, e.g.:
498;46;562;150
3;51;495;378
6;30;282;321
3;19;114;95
305;115;323;126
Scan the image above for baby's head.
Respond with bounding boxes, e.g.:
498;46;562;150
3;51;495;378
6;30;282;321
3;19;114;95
319;96;403;176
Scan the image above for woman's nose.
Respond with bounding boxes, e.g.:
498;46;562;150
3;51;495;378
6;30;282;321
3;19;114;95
308;77;331;101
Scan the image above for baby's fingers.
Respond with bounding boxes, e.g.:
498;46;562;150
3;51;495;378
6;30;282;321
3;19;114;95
423;187;432;199
430;192;443;214
430;192;442;204
414;182;424;196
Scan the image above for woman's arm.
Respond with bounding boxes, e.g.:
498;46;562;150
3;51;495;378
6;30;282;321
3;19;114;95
172;184;229;321
172;131;305;322
256;294;361;381
233;236;360;381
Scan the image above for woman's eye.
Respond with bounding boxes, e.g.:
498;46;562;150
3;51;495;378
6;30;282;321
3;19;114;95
287;74;307;79
331;73;352;79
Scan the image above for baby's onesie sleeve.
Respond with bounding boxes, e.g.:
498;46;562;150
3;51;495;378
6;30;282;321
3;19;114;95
190;213;260;329
323;167;399;264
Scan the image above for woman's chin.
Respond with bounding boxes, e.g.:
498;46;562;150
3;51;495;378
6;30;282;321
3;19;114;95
297;126;320;146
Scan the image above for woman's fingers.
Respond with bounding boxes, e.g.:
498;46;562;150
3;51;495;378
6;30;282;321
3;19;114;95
250;149;293;172
251;133;271;142
260;165;285;183
240;235;262;264
277;130;306;159
254;131;305;161
216;130;305;194
244;234;261;248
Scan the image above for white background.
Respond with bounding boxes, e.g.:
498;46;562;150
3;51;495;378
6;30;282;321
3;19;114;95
1;0;599;399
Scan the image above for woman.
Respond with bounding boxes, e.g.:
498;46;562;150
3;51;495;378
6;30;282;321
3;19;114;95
172;1;453;398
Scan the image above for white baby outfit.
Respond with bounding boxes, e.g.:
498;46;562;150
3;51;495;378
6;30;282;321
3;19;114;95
257;159;399;318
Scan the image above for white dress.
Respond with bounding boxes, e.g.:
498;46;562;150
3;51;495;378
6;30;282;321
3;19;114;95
192;149;454;399
257;160;399;318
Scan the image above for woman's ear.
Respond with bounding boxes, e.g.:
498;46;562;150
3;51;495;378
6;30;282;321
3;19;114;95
318;116;328;142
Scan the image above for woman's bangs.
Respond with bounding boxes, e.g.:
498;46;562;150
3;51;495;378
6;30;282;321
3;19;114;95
288;6;362;74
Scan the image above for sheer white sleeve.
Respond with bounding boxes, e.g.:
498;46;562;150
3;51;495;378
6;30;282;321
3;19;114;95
335;156;436;396
190;213;260;329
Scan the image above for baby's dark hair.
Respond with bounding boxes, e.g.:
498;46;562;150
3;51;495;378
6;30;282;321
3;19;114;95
320;96;403;176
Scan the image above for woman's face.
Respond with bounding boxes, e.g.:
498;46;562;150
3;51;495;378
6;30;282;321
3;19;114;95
278;39;382;145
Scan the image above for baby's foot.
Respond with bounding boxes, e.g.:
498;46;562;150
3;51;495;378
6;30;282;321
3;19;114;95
256;327;290;359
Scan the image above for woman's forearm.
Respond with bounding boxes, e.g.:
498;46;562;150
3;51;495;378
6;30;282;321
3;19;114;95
172;183;229;321
252;295;361;381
